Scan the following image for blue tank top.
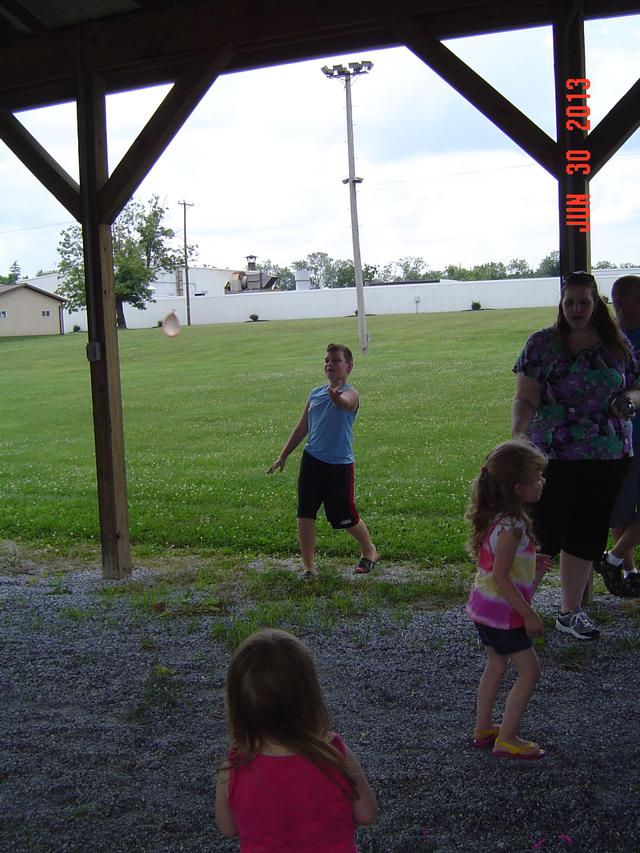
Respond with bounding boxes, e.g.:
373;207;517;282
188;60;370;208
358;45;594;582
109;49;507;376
305;384;357;464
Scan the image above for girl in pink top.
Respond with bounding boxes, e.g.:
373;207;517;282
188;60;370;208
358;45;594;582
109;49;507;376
465;439;552;760
215;629;378;851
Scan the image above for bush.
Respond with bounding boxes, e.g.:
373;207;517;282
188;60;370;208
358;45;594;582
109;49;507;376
249;314;259;322
471;301;481;311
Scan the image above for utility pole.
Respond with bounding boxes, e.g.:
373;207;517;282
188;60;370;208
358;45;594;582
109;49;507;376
178;200;194;326
322;60;373;354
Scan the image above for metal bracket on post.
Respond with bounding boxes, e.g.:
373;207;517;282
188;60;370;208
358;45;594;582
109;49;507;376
86;341;102;362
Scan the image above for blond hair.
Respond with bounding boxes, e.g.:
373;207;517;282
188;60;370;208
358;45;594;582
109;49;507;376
466;439;546;556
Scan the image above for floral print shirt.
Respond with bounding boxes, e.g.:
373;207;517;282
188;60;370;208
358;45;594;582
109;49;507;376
513;327;639;460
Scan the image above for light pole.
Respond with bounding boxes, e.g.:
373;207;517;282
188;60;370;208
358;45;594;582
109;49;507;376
178;200;194;326
322;60;373;354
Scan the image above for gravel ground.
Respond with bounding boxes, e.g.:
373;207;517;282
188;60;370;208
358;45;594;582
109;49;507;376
1;547;640;853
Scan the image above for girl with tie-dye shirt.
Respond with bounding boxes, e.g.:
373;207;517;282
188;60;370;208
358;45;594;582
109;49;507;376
466;440;552;760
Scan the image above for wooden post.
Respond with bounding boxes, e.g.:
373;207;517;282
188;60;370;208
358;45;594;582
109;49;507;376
553;0;591;277
76;68;132;579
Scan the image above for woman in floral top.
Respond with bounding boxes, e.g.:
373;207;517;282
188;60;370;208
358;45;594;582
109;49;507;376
512;271;640;640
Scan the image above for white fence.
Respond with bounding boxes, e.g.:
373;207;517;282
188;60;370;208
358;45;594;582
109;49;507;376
27;268;640;332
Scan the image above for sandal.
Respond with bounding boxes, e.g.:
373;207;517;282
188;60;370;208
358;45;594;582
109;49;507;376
355;556;379;574
492;738;545;760
473;726;500;748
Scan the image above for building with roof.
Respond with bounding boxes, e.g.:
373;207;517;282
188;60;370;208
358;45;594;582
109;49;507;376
0;282;65;337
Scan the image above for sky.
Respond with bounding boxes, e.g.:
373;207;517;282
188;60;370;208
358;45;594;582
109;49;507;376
1;13;640;279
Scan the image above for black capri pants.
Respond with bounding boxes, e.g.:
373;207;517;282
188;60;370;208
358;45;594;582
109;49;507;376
532;458;630;561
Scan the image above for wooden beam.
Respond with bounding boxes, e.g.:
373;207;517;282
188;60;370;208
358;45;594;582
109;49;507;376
2;1;640;112
99;43;233;224
76;68;132;580
588;77;640;177
395;18;558;176
553;0;590;276
0;106;81;219
0;0;47;36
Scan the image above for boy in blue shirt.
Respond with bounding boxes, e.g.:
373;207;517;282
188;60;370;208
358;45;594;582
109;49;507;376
596;275;640;596
268;343;379;578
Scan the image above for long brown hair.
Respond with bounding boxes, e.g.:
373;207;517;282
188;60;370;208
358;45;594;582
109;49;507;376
555;270;631;360
224;628;356;796
466;439;547;557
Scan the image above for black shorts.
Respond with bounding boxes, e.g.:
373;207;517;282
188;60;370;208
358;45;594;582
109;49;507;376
297;450;360;529
532;458;630;561
474;622;532;656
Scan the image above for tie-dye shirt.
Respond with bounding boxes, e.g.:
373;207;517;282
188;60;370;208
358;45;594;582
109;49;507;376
513;327;639;460
466;515;535;630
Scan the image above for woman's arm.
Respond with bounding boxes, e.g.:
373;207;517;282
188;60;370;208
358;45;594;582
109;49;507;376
492;527;543;637
511;374;542;440
267;401;310;473
215;764;238;838
343;743;378;826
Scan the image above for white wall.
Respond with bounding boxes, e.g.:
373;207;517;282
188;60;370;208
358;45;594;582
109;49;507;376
25;268;640;332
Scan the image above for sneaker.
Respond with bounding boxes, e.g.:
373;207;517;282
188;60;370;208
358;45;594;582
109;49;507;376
593;554;626;596
555;608;600;640
623;573;640;598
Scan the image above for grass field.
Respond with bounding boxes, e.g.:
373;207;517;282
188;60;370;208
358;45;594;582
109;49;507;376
1;307;556;563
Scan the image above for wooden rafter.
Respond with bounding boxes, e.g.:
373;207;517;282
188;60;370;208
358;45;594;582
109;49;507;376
0;107;80;218
99;43;233;225
395;17;558;176
588;77;640;177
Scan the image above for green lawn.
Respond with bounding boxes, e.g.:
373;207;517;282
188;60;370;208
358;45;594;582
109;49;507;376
0;307;555;561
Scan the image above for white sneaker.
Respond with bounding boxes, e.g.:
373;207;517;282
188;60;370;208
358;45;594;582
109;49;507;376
555;608;600;640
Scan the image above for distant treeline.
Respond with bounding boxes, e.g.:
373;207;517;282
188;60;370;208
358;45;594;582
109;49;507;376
257;251;640;290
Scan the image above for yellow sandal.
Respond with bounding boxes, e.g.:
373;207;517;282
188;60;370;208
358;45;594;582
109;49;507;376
492;738;545;760
472;726;500;748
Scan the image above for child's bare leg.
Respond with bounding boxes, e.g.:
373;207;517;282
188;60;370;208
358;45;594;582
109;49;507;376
498;647;540;745
297;517;317;573
612;522;640;571
475;647;507;734
346;519;378;561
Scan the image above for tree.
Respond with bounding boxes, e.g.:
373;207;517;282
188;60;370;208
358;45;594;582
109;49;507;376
396;256;435;281
291;252;336;288
470;261;507;280
535;251;561;278
56;195;193;328
593;260;617;270
333;259;355;287
376;257;438;282
443;264;473;281
258;259;295;290
506;258;533;278
0;262;20;285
